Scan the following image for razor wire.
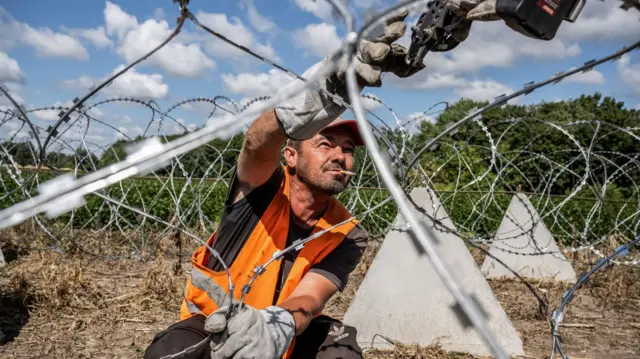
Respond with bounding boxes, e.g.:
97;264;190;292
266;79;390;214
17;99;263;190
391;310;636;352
0;0;639;358
549;234;640;359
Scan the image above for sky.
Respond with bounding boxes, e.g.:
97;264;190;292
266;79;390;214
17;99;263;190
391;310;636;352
0;0;639;151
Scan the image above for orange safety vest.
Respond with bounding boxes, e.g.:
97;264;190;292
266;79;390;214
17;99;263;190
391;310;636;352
179;165;358;358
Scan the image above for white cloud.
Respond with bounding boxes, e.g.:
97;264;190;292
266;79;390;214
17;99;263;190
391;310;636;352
362;93;381;111
5;129;29;140
116;126;128;139
129;126;144;136
387;72;514;104
205;111;235;128
62;66;169;100
557;0;640;42
120;115;133;123
64;26;113;49
516;40;581;60
20;22;89;60
241;0;277;33
408;112;435;123
87;106;104;119
33;108;60;121
116;19;216;78
32;100;74;121
353;0;384;9
294;23;341;58
453;79;514;103
116;125;144;139
0;51;22;82
84;134;106;143
104;2;215;78
0;8;89;60
171;118;198;133
430;21;580;73
196;11;281;63
103;66;169;100
60;75;96;89
104;1;138;40
404;112;436;134
3;118;23;131
0;81;24;106
564;67;605;85
0;8;20;51
394;73;466;90
182;101;220;117
222;69;293;97
617;55;640;96
57;122;108;145
4;81;21;94
253;42;281;62
393;21;581;89
294;0;333;20
198;12;254;56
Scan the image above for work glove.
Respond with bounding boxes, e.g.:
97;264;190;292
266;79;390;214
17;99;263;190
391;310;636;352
445;0;538;37
446;0;502;21
205;304;296;359
274;9;426;141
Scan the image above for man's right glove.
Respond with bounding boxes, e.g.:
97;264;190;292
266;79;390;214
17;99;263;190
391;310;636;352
205;304;296;359
274;9;426;142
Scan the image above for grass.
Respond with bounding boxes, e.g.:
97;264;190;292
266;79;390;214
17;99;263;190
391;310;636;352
1;228;639;358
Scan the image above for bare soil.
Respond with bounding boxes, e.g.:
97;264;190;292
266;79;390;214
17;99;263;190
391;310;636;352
1;233;639;359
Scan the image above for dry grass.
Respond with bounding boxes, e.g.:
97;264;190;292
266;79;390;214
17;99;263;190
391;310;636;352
5;252;105;311
1;230;639;358
364;341;477;359
0;247;188;358
0;224;203;263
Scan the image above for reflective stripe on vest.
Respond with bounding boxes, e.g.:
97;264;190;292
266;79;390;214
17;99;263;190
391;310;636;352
179;165;358;356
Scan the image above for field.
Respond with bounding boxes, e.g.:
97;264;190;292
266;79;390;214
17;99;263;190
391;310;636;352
1;230;639;359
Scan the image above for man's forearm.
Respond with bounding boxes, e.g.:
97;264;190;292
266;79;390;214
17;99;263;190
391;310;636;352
278;294;325;335
235;109;288;194
242;109;287;156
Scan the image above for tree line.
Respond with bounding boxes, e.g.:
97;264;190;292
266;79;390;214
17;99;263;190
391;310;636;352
3;93;639;198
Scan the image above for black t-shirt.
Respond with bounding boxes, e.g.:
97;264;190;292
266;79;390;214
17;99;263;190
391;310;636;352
205;166;368;298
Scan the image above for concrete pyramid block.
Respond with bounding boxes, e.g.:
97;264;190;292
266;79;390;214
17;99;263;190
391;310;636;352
480;193;577;282
343;188;524;357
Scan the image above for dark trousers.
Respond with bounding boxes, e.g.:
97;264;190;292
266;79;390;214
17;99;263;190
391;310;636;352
144;314;363;359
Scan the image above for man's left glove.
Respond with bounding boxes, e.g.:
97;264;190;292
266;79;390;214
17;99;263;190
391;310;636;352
204;305;296;359
445;0;541;37
274;9;426;142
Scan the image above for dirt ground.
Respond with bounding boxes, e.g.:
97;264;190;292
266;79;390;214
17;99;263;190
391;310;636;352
1;232;639;359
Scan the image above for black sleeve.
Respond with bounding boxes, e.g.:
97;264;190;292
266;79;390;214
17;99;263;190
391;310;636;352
308;223;369;291
205;166;285;271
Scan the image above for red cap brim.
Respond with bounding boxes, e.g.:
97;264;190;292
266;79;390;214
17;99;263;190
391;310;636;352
324;119;365;146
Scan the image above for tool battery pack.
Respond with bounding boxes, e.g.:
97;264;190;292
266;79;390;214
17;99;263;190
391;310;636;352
496;0;585;40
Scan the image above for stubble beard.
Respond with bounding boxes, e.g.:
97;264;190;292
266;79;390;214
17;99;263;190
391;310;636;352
296;160;346;196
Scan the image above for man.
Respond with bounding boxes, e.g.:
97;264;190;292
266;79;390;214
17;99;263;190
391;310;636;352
145;2;506;358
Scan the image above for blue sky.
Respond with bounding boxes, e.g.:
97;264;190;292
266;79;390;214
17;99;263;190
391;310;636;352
1;0;639;150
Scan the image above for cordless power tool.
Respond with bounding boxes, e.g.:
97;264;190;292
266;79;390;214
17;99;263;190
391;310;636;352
405;0;586;67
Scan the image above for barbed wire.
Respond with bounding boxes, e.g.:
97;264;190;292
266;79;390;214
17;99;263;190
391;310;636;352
1;0;639;357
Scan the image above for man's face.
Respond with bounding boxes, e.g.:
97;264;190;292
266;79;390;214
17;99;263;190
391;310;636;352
287;127;356;195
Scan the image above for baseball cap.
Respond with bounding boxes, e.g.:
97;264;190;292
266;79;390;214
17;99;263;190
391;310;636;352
323;118;365;146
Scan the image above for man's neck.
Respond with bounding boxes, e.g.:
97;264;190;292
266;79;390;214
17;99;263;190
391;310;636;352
289;175;330;227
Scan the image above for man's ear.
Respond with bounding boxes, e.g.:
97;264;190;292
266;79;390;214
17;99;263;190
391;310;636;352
283;145;298;168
